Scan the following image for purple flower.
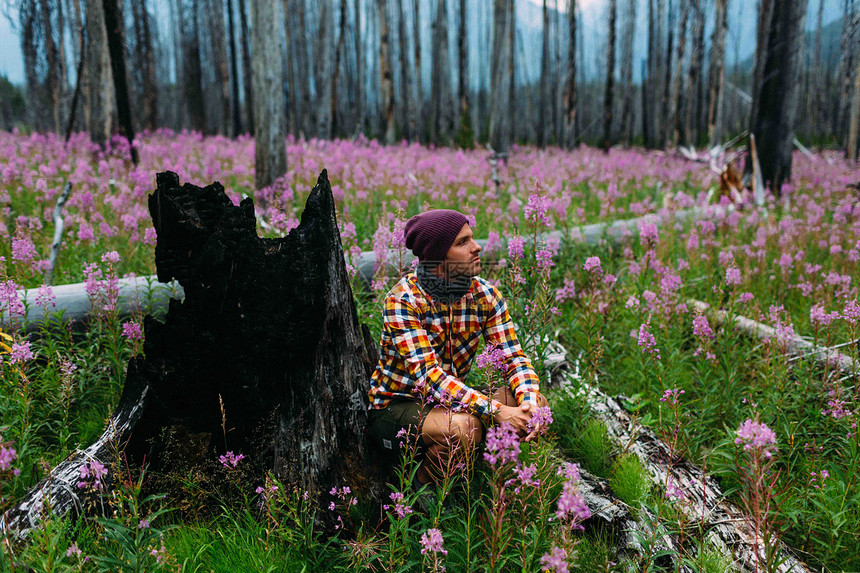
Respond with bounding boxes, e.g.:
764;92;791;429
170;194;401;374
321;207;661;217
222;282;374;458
638;221;659;247
511;462;540;490
476;345;507;373
524;192;552;227
810;304;840;328
35;284;56;310
219;451;245;468
660;388;685;404
138;519;150;529
11;235;37;265
583;256;602;274
637;322;660;359
484;422;520;466
526;405;554;435
536;248;554;272
0;444;17;471
383;491;413;520
122;321;144;341
10;341;33;365
420;528;448;556
66;543;82;557
555;464;590;528
843;299;860;325
101;251;121;265
735;419;777;458
540;546;569;573
507;236;525;261
692;314;714;340
143;227;158;246
725;265;742;286
665;478;686;501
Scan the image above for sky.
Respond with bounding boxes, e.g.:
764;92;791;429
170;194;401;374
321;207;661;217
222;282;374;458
0;0;843;87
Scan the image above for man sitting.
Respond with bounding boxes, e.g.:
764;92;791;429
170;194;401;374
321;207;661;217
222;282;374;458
367;209;548;486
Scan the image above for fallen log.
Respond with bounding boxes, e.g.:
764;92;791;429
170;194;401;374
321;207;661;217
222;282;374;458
543;341;813;573
689;299;858;378
6;205;729;333
2;170;380;539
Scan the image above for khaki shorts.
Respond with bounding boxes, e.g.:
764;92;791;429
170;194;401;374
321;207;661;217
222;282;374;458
367;385;494;454
367;399;435;454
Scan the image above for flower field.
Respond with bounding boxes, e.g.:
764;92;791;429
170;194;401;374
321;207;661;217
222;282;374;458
1;129;859;571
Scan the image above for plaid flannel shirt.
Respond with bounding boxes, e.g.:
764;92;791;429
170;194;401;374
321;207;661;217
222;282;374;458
368;273;540;422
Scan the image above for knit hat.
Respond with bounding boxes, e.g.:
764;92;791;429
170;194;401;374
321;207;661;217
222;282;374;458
404;209;469;263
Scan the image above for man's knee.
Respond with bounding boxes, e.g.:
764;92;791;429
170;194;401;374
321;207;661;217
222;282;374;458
446;413;483;452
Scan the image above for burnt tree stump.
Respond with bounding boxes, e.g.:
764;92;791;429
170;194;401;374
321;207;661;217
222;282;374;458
2;170;380;538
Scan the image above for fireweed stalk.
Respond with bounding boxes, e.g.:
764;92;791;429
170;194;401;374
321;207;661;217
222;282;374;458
734;418;782;573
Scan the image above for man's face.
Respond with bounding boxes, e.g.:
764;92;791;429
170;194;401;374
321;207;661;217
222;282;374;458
440;223;482;278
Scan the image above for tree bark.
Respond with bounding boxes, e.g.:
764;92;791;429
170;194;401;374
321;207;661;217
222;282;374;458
314;0;334;138
619;0;635;146
538;0;549;147
661;0;673;147
641;0;655;147
207;0;232;135
430;0;454;145
102;0;138;164
836;1;858;145
181;0;207;133
84;0;114;145
227;0;243;136
412;0;423;141
670;0;687;146
603;0;616;151
395;0;411;139
507;0;515;143
239;0;255;135
40;0;64;133
706;0;727;146
488;0;510;151
685;0;703;146
249;0;287;192
457;0;470;145
563;0;576;148
354;0;366;137
1;171;382;539
848;55;860;161
378;0;396;144
331;0;348;137
751;0;808;193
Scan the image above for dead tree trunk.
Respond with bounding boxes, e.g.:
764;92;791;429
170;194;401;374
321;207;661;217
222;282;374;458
227;0;243;136
0;171;380;539
707;0;727;146
685;0;703;145
239;0;254;135
849;56;860;161
430;0;454;145
670;0;687;147
456;0;471;146
84;0;113;145
182;0;207;133
354;0;366;137
378;0;396;144
331;0;347;137
412;0;423;141
563;0;576;148
208;0;232;135
750;0;807;193
489;0;510;152
603;0;616;151
102;0;138;164
619;0;635;146
395;0;411;140
250;0;287;191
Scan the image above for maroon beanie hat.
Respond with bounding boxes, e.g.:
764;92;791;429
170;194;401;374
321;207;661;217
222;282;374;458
404;209;469;263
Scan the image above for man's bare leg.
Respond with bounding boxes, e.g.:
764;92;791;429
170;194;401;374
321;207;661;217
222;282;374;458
416;389;548;485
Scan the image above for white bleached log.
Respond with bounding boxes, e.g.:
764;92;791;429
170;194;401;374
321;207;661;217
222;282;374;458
689;299;858;378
